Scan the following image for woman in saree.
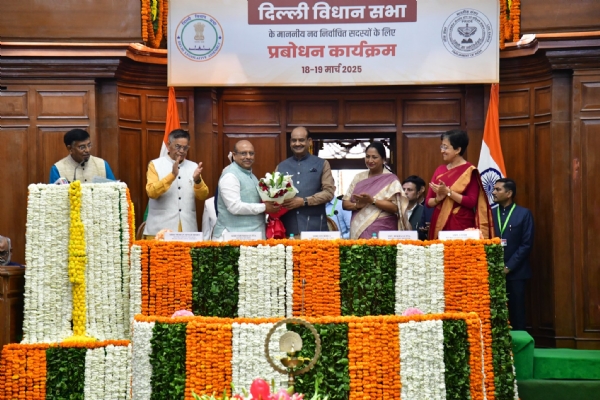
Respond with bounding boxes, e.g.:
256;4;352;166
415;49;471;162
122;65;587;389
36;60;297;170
426;129;494;239
342;142;410;239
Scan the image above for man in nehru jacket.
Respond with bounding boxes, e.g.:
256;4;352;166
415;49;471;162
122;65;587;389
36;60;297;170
277;127;335;236
49;128;115;183
143;129;208;238
492;178;534;331
212;140;280;240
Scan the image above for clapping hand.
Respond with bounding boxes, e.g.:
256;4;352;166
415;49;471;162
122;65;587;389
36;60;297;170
193;162;203;184
172;156;183;177
429;180;449;203
352;193;373;209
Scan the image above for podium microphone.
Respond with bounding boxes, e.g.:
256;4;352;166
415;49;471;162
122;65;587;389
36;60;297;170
305;215;310;234
334;210;342;235
319;214;324;231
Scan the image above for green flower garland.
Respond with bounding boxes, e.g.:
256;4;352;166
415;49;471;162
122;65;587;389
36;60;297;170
443;319;471;399
45;347;86;400
150;322;187;400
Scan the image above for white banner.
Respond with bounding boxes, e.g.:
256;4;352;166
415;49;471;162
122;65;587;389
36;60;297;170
168;0;499;86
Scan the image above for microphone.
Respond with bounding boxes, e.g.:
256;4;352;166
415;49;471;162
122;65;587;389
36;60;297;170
319;214;324;231
73;159;87;182
334;210;342;236
305;215;310;234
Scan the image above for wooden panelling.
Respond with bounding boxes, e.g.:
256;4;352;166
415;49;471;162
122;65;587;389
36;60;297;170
223;135;280;180
118;127;143;220
401;133;444;185
287;101;338;126
0;267;26;349
534;86;552;116
0;128;30;264
0;0;141;42
580;119;600;333
36;91;90;119
223;101;280;126
521;0;600;34
147;95;190;124
0;92;29;118
581;83;600;111
403;100;461;126
344;101;395;126
499;89;530;119
499;125;530;190
118;93;142;122
39;127;76;184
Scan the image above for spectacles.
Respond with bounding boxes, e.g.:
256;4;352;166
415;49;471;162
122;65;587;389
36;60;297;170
174;144;190;152
235;151;255;157
0;250;9;257
440;145;450;150
76;143;93;151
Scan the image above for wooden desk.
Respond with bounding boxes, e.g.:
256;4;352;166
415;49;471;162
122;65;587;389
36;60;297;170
0;266;25;351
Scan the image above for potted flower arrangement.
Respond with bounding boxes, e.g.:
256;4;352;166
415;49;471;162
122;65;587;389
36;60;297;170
192;378;328;400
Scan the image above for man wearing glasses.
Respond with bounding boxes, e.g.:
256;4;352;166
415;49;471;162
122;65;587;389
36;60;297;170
0;236;23;267
144;129;208;238
49;129;116;183
212;140;280;240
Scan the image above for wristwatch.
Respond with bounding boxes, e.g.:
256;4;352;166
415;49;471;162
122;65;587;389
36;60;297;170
372;198;377;205
447;190;452;197
303;198;308;207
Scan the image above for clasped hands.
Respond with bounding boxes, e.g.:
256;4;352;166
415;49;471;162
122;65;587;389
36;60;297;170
352;193;374;210
429;180;450;203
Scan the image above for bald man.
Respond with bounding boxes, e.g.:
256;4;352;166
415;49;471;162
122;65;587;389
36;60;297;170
212;140;279;240
0;235;23;267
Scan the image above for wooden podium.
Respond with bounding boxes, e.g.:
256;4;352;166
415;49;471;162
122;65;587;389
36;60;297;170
0;267;25;351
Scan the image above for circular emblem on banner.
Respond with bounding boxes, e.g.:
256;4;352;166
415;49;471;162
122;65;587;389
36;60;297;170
175;13;224;62
480;167;502;204
441;9;492;58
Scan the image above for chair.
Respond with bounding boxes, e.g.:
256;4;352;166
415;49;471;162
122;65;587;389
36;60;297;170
327;216;338;232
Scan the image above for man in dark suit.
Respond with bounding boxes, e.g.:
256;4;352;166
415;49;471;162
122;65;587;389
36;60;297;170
492;178;534;330
402;176;426;232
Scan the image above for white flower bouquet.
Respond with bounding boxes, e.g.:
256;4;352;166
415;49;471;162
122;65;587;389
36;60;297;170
257;171;298;204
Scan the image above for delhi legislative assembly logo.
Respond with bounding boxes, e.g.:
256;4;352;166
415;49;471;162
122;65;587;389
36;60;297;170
441;9;493;58
480;168;502;204
175;13;224;62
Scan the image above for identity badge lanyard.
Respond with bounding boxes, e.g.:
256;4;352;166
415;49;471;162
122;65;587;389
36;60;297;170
497;204;516;237
328;197;338;217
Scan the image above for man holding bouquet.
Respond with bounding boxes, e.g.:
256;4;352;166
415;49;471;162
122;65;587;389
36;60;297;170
276;127;335;236
212;140;280;240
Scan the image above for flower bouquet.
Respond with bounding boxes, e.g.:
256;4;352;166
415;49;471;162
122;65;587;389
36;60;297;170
257;172;298;204
257;172;299;239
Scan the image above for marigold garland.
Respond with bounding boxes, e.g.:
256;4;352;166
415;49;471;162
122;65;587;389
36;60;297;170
142;0;167;48
141;0;149;42
185;321;233;398
126;188;135;248
67;180;89;338
292;240;341;317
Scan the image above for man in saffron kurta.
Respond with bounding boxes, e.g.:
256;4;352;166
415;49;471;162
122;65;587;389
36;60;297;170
49;129;115;183
144;129;208;237
212;140;280;240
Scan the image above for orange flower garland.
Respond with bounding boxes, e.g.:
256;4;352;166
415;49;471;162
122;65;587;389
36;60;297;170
141;0;149;42
292;240;341;317
510;0;521;42
126;188;135;248
465;313;485;400
144;241;194;316
185;321;233;398
499;0;506;50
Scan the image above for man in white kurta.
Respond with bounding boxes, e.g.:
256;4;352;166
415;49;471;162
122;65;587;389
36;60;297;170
143;129;208;238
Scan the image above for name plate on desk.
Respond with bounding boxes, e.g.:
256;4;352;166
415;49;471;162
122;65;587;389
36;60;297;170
438;230;481;240
164;232;204;242
223;232;263;241
300;231;341;240
379;231;418;240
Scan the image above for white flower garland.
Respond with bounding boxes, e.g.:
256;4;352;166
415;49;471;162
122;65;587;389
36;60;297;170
84;347;106;400
104;344;130;399
231;323;287;395
119;184;131;338
131;321;155;400
129;245;143;327
399;319;447;400
23;184;72;343
238;245;287;317
285;245;294;317
81;183;129;340
395;243;445;315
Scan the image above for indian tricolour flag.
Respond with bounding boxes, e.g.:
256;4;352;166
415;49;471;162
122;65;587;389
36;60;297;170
144;87;181;221
478;83;506;205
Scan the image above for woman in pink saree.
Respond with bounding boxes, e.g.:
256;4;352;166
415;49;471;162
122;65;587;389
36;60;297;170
426;130;494;240
342;142;410;239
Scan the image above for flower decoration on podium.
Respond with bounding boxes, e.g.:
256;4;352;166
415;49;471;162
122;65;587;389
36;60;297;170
257;171;299;239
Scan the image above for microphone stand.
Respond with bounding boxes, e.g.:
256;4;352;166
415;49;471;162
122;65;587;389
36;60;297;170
334;210;342;237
